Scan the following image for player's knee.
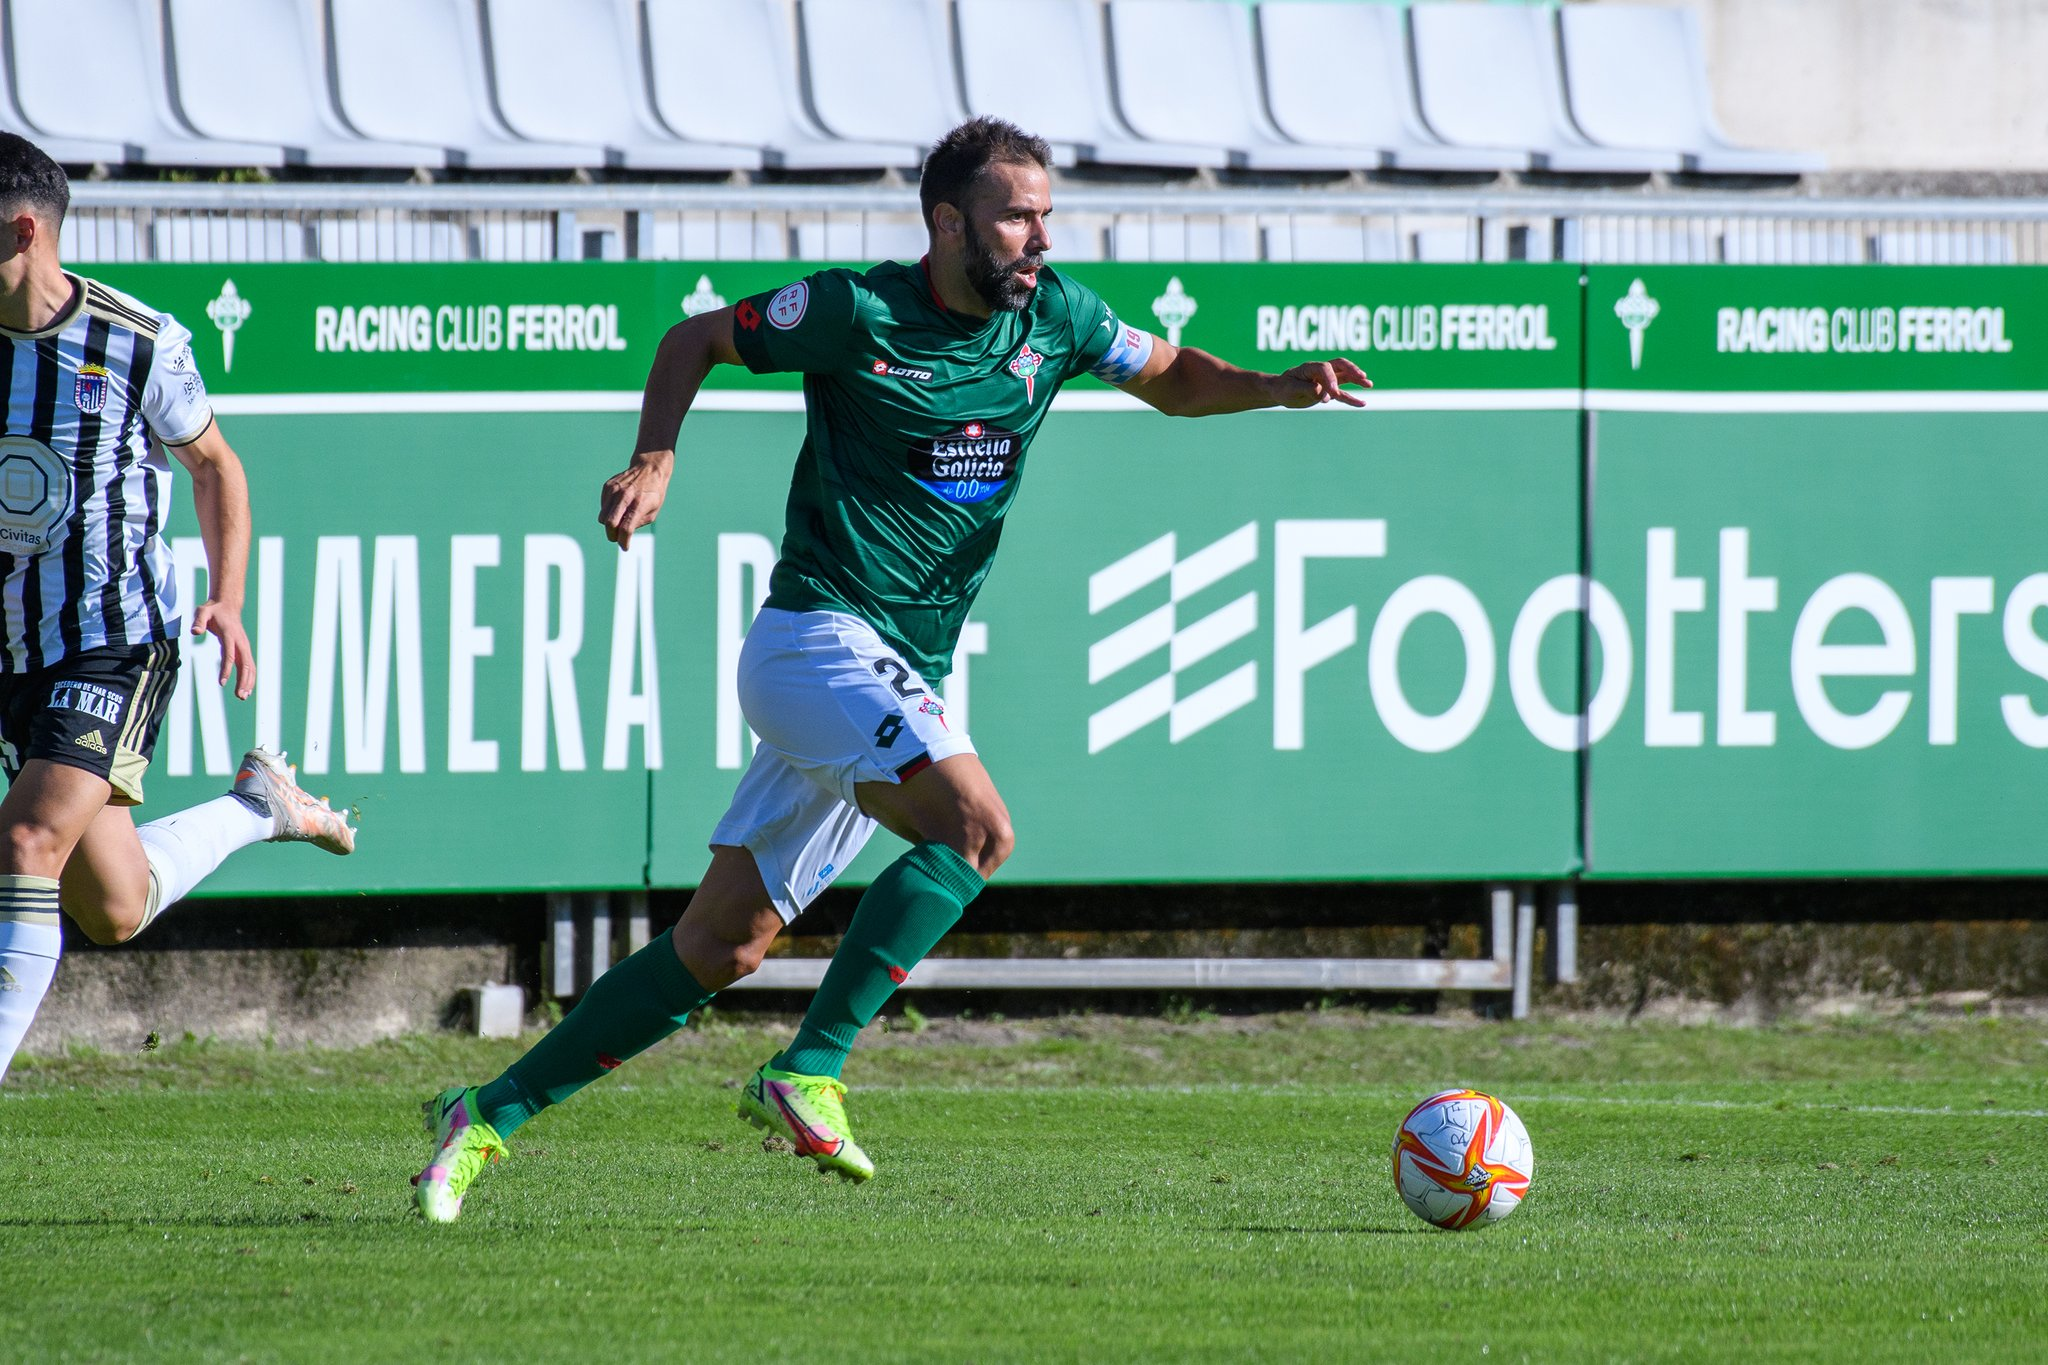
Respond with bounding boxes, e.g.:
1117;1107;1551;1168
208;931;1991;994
674;921;764;991
0;820;69;878
952;808;1014;879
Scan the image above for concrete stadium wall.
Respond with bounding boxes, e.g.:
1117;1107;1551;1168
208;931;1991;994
1617;0;2048;171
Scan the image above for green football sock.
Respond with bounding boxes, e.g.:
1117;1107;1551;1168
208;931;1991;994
476;928;713;1137
775;842;985;1079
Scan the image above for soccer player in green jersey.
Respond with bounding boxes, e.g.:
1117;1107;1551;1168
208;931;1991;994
411;117;1368;1220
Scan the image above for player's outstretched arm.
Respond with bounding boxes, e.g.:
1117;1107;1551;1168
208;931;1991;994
169;419;256;700
1118;334;1370;418
600;307;743;550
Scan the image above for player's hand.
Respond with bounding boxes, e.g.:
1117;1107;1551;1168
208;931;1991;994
190;599;255;701
599;451;674;551
1273;358;1372;409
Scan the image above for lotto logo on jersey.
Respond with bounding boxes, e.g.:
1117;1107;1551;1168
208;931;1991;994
906;421;1019;504
73;364;110;415
767;281;809;330
870;358;934;382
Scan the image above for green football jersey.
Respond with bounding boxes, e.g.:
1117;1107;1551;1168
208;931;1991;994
730;258;1150;679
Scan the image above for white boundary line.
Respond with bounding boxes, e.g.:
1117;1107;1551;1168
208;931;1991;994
1587;388;2048;414
727;1081;2048;1119
1509;1091;2048;1120
209;388;1585;417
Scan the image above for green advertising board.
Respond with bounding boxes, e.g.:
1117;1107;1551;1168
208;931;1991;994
1583;267;2048;876
73;260;2048;890
88;261;1590;893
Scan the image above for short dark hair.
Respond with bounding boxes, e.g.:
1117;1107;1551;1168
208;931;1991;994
0;134;68;230
919;117;1053;232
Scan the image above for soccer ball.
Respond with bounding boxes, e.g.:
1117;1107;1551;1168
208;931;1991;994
1391;1089;1534;1230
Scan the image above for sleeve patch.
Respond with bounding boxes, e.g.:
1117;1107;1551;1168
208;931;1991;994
1089;320;1154;385
767;281;810;330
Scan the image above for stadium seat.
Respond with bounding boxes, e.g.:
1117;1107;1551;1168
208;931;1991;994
0;28;126;167
1255;2;1526;174
1409;4;1679;174
165;0;445;170
480;0;760;172
328;0;608;170
1558;6;1823;176
643;0;921;170
797;0;964;153
955;0;1228;170
9;0;289;167
1105;0;1374;171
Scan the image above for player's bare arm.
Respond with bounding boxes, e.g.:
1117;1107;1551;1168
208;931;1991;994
599;307;743;550
1119;333;1371;417
169;418;256;701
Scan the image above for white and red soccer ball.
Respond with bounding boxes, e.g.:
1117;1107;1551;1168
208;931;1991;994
1392;1089;1535;1230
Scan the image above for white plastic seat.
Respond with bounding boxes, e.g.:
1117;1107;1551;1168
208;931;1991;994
11;0;288;167
1256;2;1525;173
0;22;127;166
1410;5;1679;174
481;0;759;171
644;0;919;170
1106;0;1373;172
166;0;444;169
956;0;1227;169
328;0;607;169
798;0;964;152
1559;6;1822;176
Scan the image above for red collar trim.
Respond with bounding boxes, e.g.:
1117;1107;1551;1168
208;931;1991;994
919;255;950;314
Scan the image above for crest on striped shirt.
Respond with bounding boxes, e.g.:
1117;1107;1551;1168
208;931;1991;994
73;363;110;415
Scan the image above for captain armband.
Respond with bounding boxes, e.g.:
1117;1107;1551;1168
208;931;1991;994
1088;321;1155;385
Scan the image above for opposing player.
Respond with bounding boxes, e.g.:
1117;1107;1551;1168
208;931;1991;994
412;117;1367;1219
0;136;355;1083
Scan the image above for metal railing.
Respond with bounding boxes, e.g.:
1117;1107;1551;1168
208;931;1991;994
62;182;2048;267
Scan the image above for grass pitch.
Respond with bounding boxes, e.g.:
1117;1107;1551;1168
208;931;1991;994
4;1010;2046;1363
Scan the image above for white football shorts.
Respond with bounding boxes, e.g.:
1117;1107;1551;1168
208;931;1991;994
710;607;975;922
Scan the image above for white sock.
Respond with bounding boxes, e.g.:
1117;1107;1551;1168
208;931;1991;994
135;794;274;929
0;913;62;1085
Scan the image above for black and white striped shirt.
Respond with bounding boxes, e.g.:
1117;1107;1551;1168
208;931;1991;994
0;274;212;672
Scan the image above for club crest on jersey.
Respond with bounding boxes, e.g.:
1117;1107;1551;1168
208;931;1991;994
906;421;1019;504
73;364;110;415
1008;342;1044;402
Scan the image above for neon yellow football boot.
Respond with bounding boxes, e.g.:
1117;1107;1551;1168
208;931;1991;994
411;1085;507;1223
737;1064;875;1183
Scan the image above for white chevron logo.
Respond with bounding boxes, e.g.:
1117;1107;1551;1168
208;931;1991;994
1086;523;1260;753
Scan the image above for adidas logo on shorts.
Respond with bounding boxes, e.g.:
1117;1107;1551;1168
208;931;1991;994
75;730;107;754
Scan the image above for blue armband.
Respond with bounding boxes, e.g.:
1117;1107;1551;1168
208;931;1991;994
1088;320;1155;385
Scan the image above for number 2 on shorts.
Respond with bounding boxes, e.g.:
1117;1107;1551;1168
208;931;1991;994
872;658;924;699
